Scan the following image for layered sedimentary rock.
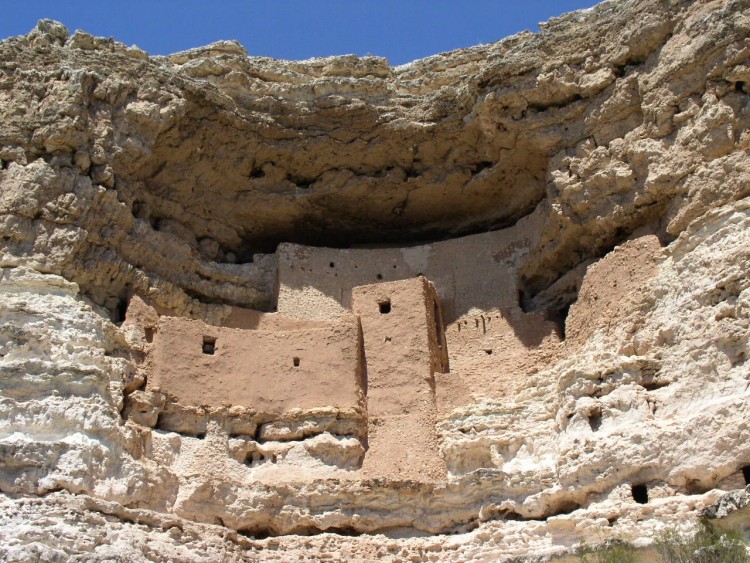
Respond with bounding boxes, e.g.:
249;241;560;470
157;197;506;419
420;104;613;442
2;0;750;560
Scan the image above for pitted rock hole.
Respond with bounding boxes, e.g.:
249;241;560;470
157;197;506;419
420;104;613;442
588;409;602;431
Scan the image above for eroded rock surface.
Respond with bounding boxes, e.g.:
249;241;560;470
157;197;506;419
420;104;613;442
2;0;750;560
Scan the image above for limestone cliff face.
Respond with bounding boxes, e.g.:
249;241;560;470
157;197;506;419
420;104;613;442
1;0;750;560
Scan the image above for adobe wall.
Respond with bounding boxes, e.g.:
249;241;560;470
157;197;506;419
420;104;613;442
353;277;448;480
146;315;364;418
437;310;561;411
353;277;446;415
565;235;663;345
277;204;546;322
275;204;564;409
122;295;330;332
220;307;331;331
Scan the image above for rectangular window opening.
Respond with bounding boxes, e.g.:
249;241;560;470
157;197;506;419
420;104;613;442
379;300;391;314
202;336;216;355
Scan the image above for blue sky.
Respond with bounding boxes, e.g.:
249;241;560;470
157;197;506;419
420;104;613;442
3;1;599;65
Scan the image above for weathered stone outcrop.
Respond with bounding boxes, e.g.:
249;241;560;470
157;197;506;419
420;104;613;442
1;0;750;560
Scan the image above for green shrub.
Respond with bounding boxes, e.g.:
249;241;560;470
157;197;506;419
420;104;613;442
578;522;749;563
654;521;749;563
580;539;636;563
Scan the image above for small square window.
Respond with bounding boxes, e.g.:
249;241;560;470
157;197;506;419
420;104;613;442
379;300;391;314
293;357;300;367
202;336;216;355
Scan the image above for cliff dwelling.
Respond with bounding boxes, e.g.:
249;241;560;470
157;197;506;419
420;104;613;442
123;232;558;481
2;1;750;560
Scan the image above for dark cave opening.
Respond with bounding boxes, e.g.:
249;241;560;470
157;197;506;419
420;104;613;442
545;302;572;340
112;296;129;324
588;408;602;431
631;484;648;504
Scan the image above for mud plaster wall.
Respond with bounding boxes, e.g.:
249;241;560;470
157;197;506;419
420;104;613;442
352;277;448;480
221;307;331;331
565;235;664;346
275;204;563;409
277;204;547;322
353;277;445;415
438;310;562;410
147;315;364;417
